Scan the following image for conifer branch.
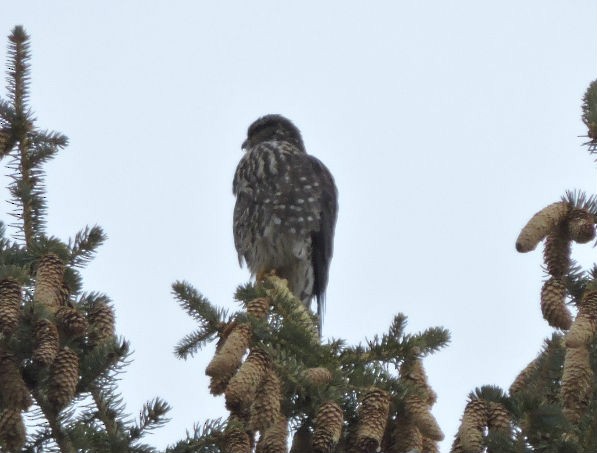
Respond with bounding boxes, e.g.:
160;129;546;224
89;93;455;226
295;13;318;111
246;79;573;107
32;388;76;453
175;328;217;359
172;281;228;359
164;418;225;453
7;26;31;122
68;225;107;268
129;397;171;441
89;384;125;440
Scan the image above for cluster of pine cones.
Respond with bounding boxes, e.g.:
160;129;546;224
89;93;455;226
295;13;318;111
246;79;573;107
0;252;115;450
516;201;596;423
449;200;597;452
450;397;511;452
205;277;443;453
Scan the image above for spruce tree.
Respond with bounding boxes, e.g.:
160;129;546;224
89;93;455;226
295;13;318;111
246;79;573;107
448;82;597;453
0;26;169;452
169;275;450;452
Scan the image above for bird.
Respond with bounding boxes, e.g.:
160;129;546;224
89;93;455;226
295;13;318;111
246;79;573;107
233;114;338;333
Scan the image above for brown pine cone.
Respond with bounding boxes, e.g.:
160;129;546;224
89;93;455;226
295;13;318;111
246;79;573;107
225;348;269;413
422;437;440;453
457;399;488;453
206;323;251;388
0;278;21;336
0;353;31;410
540;278;572;330
404;394;444;441
34;253;65;311
566;208;595;244
516;201;570;253
400;358;437;405
56;306;88;338
509;356;540;395
390;416;422;453
250;367;282;432
32;319;59;366
450;434;465;453
0;408;25;452
87;300;115;347
561;345;592;423
312;401;344;453
356;388;390;452
304;367;333;386
487;402;510;433
543;226;571;279
223;427;251;453
256;418;288;453
566;289;597;348
48;347;80;410
246;297;270;319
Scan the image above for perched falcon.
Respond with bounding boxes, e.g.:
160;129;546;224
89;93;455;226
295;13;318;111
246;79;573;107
233;114;338;332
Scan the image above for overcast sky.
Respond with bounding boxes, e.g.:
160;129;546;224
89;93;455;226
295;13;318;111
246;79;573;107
2;2;597;451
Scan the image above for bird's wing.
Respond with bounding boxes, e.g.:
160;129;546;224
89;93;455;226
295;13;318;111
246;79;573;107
305;154;338;326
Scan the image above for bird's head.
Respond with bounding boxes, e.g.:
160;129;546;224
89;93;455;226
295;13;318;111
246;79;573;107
242;114;305;152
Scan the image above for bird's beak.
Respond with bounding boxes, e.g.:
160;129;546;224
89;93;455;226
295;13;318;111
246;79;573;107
241;138;249;150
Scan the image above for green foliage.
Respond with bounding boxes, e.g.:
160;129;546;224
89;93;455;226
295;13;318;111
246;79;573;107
0;26;170;452
173;275;450;449
164;418;226;453
582;79;597;150
172;281;229;359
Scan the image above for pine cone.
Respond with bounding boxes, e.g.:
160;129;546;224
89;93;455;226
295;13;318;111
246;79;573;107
290;425;313;453
509;356;540;395
516;201;570;253
390;416;422;453
487;402;510;433
422;437;440;453
210;375;231;396
32;319;59;366
404;394;444;441
56;306;88;338
0;408;25;452
566;289;597;348
250;367;282;432
48;347;79;410
457;399;488;453
223;427;251;453
206;323;251;387
540;278;572;329
256;418;288;453
304;367;333;386
33;253;65;311
247;297;270;319
450;434;465;453
561;345;592;423
312;401;344;453
566;208;595;243
400;358;437;405
87;300;115;347
0;278;21;336
543;226;571;279
0;353;31;410
225;348;269;413
356;388;390;452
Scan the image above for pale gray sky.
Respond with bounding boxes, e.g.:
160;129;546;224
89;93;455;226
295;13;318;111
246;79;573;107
2;2;597;451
